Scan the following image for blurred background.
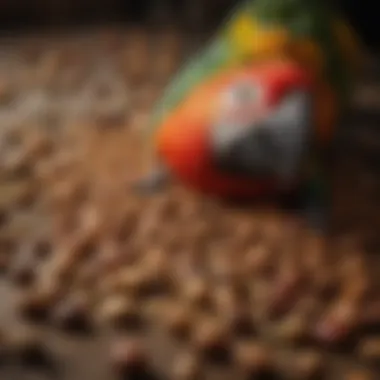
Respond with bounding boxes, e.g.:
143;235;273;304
0;0;378;51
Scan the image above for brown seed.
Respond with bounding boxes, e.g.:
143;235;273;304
110;336;149;376
16;289;56;322
358;300;380;331
212;286;237;311
15;183;37;209
33;239;52;260
275;313;310;345
0;252;9;275
314;300;358;346
182;277;212;310
122;45;149;85
136;255;173;298
267;270;303;318
24;131;54;159
224;303;255;337
102;268;146;297
0;208;10;228
8;326;50;368
162;303;193;340
172;351;202;380
0;235;16;255
10;264;36;288
97;296;143;330
0;328;8;365
3;152;33;180
292;351;325;379
9;250;37;287
192;317;231;363
52;292;92;333
243;244;273;276
357;338;380;365
0;77;15;105
234;341;274;377
344;368;375;380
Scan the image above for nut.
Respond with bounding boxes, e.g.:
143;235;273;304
0;252;9;275
275;313;310;345
0;329;8;366
233;341;274;377
267;269;303;318
162;302;193;340
182;277;212;310
16;288;57;322
33;239;52;260
243;244;273;276
8;326;51;368
9;261;36;288
191;317;231;363
292;351;325;379
172;351;202;380
110;336;150;376
51;292;92;333
344;369;375;380
314;300;358;346
97;296;143;330
357;338;380;365
224;304;255;337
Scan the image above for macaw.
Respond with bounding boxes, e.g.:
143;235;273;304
134;0;363;231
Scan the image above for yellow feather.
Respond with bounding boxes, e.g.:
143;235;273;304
226;13;290;63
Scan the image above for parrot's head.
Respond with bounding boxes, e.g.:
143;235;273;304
155;60;316;198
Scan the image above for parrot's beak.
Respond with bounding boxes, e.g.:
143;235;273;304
211;90;313;189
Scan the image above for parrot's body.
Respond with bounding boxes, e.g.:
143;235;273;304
135;0;363;231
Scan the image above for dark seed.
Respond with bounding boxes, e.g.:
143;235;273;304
52;293;92;334
172;351;202;380
98;296;144;331
10;265;36;288
9;327;50;368
17;290;54;322
234;342;276;379
0;208;9;227
345;368;375;380
357;338;380;365
110;336;155;379
0;253;9;275
225;306;255;337
292;351;326;380
33;239;52;260
192;318;231;364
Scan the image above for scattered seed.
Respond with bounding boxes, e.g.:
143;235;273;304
233;341;275;378
192;317;231;364
172;351;202;380
97;296;143;330
110;336;152;378
52;292;92;333
292;351;326;380
8;326;51;368
344;368;375;380
357;338;380;365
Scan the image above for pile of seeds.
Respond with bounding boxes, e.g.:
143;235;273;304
0;27;379;380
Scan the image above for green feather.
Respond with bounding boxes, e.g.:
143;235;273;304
147;36;231;135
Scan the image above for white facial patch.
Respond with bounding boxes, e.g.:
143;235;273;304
213;80;264;151
211;88;313;185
